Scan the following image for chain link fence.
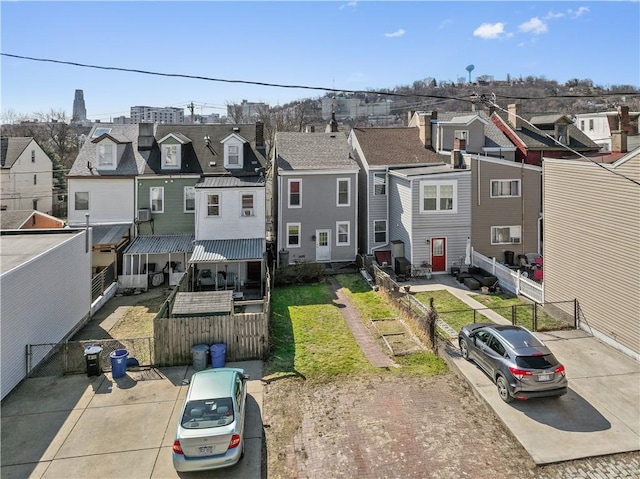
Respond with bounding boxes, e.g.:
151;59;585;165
27;337;154;378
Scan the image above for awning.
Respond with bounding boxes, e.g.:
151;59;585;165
190;238;264;263
124;234;195;255
91;223;132;245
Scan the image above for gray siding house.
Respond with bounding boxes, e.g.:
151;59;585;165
543;147;640;360
274;131;359;264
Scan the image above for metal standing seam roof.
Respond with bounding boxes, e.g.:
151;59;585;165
197;176;265;188
190;238;264;263
123;234;195;254
91;223;132;245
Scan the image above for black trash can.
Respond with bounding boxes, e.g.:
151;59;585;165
504;250;514;266
84;344;103;377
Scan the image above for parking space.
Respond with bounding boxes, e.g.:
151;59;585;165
1;361;264;479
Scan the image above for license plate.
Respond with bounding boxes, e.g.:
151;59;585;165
537;374;551;381
199;446;213;455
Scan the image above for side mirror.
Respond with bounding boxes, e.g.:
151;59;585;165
242;374;250;381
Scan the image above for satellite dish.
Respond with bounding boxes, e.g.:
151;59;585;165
466;64;475;83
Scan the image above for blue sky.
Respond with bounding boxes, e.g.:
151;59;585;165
2;1;639;122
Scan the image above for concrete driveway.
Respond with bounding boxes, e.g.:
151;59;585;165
1;361;264;479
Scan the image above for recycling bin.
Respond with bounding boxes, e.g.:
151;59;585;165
191;344;209;371
109;349;129;378
84;344;103;377
210;343;227;368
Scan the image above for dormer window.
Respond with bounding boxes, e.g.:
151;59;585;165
97;143;116;168
557;124;569;145
221;133;247;169
162;144;181;169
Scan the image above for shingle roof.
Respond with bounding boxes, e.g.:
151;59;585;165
1;137;34;168
351;127;445;166
147;124;266;175
0;210;33;229
495;112;600;150
69;124;149;176
275;132;358;171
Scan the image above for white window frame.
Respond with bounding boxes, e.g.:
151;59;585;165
228;145;239;166
223;139;244;169
288;178;302;208
490;179;521;198
75;191;89;211
287;222;301;248
150;187;164;213
373;220;387;244
241;193;255;217
97;143;116;168
420;180;457;213
184;186;195;213
336;178;350;207
589;119;594;131
207;194;220;217
336;221;350;246
491;225;521;245
373;172;386;196
454;130;469;144
162;144;181;169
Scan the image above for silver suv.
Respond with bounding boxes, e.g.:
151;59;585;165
458;323;568;403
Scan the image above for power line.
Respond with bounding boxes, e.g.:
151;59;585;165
482;96;640;187
3;52;638;116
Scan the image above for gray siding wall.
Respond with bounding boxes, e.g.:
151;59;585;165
389;171;471;270
279;172;358;263
1;232;91;399
439;121;486;152
368;169;389;253
543;155;640;357
471;158;541;263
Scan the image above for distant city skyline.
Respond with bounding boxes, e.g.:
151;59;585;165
2;1;638;122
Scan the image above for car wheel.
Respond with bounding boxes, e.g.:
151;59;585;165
496;375;513;403
459;339;470;360
240;439;245;459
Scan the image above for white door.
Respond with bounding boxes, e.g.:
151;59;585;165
315;229;331;261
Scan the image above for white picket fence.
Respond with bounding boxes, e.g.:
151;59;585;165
471;249;543;303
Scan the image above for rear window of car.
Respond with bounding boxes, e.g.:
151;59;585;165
181;397;234;429
515;354;558;369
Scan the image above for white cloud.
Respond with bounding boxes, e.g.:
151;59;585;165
568;6;590;18
518;17;548;35
384;29;406;38
544;11;564;20
338;1;357;10
438;19;453;30
473;22;508;40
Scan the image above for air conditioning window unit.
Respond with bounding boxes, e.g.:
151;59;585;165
138;209;151;221
242;208;253;217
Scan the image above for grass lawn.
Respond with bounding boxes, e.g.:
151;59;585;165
472;293;570;331
413;289;479;333
108;294;166;338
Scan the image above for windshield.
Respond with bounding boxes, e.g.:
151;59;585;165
181;397;234;429
515;354;558;370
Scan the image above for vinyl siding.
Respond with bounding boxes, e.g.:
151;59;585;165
277;172;358;262
471;157;542;262
543;155;640;356
67;178;134;226
0;231;91;399
137;177;198;234
368;169;389;253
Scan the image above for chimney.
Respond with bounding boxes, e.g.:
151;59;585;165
255;120;264;148
508;104;522;129
137;122;154;150
611;130;627;153
450;149;463;168
454;137;467;151
407;110;415;125
328;112;339;133
618;106;631;134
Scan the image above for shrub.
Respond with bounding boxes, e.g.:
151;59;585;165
274;262;326;286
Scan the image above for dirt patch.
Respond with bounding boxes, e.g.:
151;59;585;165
263;372;540;479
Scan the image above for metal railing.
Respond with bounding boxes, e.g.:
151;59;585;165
91;263;116;301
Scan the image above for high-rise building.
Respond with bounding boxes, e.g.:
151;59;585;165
130;106;185;124
72;89;87;122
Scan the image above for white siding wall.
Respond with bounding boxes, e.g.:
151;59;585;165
195;187;266;240
1;142;53;213
67;178;135;226
543;155;640;358
0;231;91;399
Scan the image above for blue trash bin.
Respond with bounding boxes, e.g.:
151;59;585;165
109;349;129;378
210;343;226;368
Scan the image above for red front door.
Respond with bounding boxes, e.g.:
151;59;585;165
431;238;446;272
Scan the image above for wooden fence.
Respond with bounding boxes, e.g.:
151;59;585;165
154;313;268;366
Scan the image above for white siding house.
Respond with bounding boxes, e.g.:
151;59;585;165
0;229;91;399
67;177;135;226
